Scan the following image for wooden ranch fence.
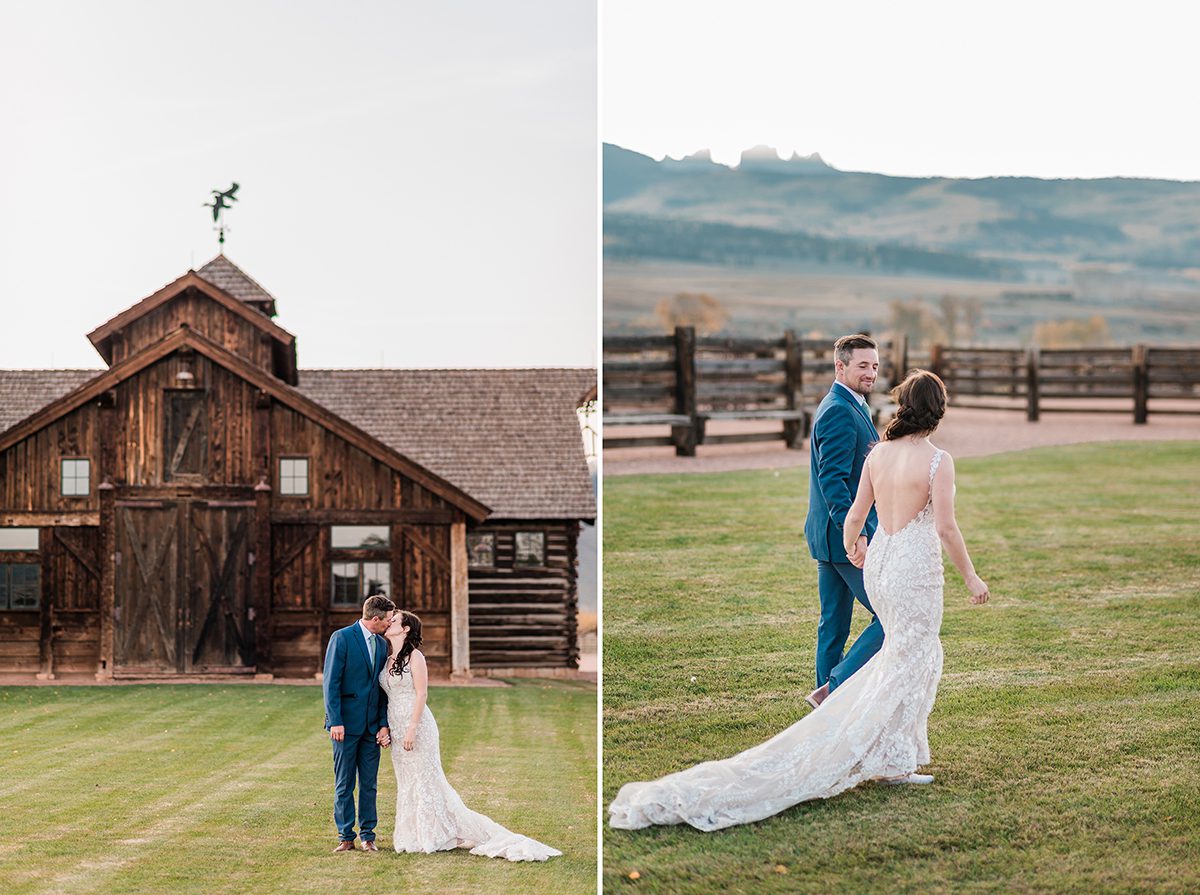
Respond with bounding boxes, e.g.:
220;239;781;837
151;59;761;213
930;345;1200;422
603;328;907;455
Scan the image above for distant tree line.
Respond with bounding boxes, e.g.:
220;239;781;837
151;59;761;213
604;214;1023;281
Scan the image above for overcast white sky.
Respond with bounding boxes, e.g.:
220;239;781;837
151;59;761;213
604;0;1200;181
0;1;597;370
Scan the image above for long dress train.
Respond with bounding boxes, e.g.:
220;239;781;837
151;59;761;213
609;450;948;831
381;664;562;860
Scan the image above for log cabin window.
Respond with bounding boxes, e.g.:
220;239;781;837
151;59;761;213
513;531;545;568
0;530;40;610
330;526;391;605
163;390;208;481
467;533;495;568
61;458;91;496
278;457;309;496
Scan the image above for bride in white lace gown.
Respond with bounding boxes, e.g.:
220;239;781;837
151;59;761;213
609;370;990;831
378;610;562;860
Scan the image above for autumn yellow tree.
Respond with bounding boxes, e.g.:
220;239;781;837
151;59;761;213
655;293;729;335
1032;316;1113;347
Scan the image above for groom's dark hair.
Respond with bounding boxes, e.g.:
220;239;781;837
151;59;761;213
834;333;877;366
362;595;396;620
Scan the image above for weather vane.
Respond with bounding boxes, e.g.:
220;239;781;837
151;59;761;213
204;182;240;250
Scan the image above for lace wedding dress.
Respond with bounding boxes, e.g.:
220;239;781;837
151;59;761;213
609;450;948;831
380;664;562;860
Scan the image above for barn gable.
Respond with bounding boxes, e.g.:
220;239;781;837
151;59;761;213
86;260;298;385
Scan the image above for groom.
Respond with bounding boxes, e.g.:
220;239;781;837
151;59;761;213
803;334;883;708
323;594;395;852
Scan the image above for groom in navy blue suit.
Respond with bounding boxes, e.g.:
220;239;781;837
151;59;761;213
324;594;395;852
803;334;883;708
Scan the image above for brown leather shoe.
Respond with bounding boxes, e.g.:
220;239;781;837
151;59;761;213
805;682;830;710
333;840;356;852
361;840;379;852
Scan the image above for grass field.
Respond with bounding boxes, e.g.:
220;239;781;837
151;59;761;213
0;679;596;895
602;442;1200;894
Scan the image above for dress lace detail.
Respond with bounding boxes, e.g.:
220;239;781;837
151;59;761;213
609;449;947;832
380;667;562;860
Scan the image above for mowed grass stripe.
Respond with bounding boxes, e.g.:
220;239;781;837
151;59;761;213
603;442;1200;894
1;681;595;895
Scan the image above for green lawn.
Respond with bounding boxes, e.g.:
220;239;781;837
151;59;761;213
0;679;596;895
603;442;1200;895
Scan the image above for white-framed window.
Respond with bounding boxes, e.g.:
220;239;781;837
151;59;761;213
61;458;91;496
278;457;309;496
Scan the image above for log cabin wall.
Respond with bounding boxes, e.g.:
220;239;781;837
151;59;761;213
106;288;275;373
467;520;580;669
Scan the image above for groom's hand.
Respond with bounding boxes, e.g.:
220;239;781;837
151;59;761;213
330;725;345;742
377;727;391;748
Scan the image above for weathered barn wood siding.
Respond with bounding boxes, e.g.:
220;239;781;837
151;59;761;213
108;288;274;372
112;356;260;487
0;402;99;511
468;520;579;668
270;405;451;512
268;520;454;678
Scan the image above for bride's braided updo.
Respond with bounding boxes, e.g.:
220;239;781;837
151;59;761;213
883;369;948;441
387;610;423;677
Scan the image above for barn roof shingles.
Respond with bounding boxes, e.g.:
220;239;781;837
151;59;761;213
0;366;595;520
196;254;277;309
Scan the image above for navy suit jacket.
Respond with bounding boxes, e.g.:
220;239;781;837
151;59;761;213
804;384;879;563
323;622;389;736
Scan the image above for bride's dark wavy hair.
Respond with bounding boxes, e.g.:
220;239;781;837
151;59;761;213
387;610;423;677
883;369;947;441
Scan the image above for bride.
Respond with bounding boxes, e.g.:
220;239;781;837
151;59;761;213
609;369;990;831
378;610;562;860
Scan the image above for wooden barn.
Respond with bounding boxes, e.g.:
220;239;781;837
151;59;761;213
0;256;595;681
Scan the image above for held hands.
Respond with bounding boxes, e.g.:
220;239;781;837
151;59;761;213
967;574;990;605
403;725;416;751
376;727;391;748
846;535;868;569
329;725;345;743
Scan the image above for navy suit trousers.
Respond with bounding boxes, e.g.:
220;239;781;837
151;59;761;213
815;560;884;692
331;730;381;842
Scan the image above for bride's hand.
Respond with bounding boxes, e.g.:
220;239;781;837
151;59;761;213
967;575;989;605
403;727;416;751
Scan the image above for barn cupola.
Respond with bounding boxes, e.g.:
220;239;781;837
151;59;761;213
85;254;299;385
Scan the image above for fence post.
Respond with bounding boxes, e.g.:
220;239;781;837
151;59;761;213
783;330;803;448
898;333;909;380
1132;344;1148;424
672;326;698;456
930;343;944;379
1026;346;1040;422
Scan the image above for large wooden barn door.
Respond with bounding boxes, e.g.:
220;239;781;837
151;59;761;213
115;503;180;672
114;499;255;673
184;504;254;672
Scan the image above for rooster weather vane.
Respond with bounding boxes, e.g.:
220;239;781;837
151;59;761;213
204;182;239;249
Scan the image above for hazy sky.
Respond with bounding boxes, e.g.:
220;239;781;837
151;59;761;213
604;0;1200;181
0;1;597;370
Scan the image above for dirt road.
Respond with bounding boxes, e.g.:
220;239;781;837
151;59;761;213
604;406;1198;476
